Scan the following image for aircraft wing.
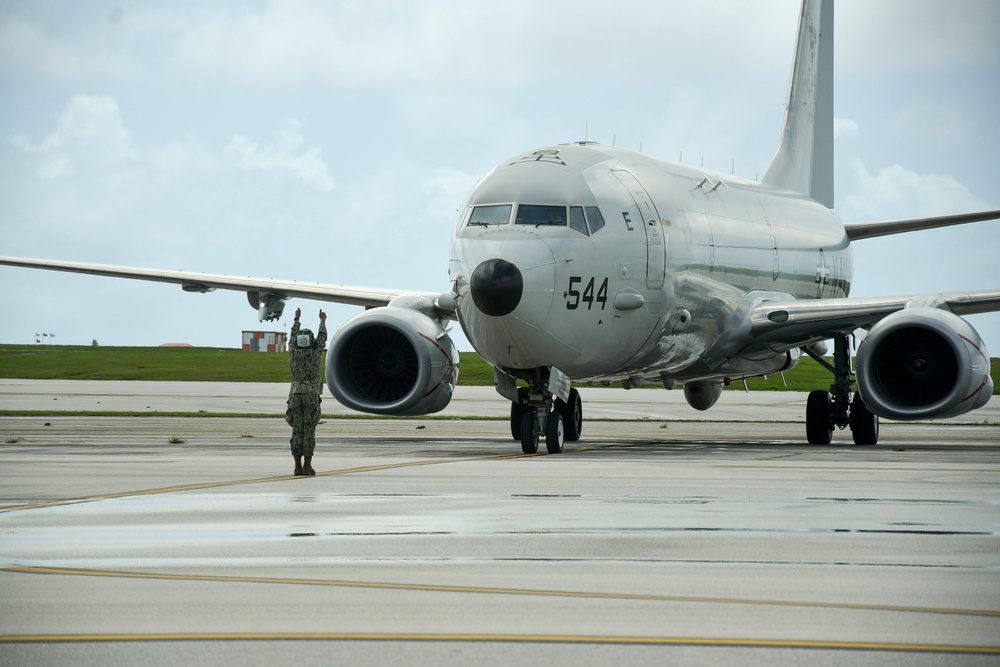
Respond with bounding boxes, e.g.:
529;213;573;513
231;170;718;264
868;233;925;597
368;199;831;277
748;289;1000;345
0;255;454;317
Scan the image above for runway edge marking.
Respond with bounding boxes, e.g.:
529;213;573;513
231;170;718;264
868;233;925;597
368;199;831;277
3;564;998;619
0;630;997;654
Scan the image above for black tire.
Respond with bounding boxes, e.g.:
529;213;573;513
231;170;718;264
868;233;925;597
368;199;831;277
510;403;525;440
519;411;538;454
545;411;564;454
806;390;833;445
555;388;583;441
510;387;529;440
849;394;879;446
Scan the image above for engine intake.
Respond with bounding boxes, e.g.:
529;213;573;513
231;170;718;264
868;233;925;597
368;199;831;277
326;307;459;416
856;307;992;421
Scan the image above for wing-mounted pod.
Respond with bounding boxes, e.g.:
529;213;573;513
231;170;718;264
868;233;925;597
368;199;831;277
247;291;286;322
856;307;993;421
683;382;724;411
326;297;459;416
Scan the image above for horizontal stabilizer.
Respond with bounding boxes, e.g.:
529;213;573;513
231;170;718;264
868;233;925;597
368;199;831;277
845;209;1000;241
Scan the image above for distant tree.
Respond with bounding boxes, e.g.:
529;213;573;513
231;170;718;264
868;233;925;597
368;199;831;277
91;339;99;347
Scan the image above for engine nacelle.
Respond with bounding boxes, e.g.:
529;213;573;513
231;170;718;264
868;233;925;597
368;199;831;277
326;306;459;416
856;307;993;421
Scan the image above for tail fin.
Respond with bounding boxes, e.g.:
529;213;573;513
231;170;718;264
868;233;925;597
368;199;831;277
761;0;834;208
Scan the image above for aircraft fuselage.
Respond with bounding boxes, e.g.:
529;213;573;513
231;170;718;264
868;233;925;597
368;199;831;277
450;143;852;385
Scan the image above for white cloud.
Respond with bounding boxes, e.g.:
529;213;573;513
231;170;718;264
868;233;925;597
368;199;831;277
843;159;989;222
224;119;335;192
838;0;1000;72
162;1;798;90
4;96;341;267
10;95;139;179
0;16;137;81
833;117;859;140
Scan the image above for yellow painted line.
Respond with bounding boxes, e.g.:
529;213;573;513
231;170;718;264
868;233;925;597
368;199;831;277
0;632;997;653
716;465;1000;472
0;452;533;514
4;565;998;619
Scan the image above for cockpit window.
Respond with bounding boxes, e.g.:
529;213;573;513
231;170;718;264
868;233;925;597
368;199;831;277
585;206;606;233
515;205;567;226
569;206;588;235
464;203;604;236
468;204;512;226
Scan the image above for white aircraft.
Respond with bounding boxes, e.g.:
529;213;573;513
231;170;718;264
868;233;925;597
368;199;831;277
2;0;998;453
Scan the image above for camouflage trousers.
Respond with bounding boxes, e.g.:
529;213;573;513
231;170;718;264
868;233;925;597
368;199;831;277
286;392;322;456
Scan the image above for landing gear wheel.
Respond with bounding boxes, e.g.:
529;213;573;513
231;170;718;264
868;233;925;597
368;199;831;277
519;411;538;454
510;388;529;440
545;411;565;454
555;388;583;441
849;394;879;446
806;390;833;445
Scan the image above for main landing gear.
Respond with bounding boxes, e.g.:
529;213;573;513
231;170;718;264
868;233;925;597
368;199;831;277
509;384;583;454
804;334;879;446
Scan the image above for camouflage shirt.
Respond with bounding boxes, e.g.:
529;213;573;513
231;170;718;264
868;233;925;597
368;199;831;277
288;318;328;394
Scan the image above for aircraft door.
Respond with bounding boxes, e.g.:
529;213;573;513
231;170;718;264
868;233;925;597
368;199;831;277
612;169;665;290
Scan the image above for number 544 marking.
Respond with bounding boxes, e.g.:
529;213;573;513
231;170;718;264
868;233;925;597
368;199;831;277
566;276;609;310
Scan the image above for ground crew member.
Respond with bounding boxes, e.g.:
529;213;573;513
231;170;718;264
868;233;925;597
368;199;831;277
286;308;327;476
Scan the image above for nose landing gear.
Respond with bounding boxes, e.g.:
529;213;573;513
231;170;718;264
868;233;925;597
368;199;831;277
506;370;582;454
519;408;564;454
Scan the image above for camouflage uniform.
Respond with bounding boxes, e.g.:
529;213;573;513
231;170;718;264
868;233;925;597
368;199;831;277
286;317;328;458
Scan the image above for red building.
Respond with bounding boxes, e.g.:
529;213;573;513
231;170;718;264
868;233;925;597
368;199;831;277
241;331;287;352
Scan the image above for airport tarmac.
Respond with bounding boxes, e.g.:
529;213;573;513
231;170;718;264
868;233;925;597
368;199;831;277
3;378;1000;423
1;382;999;666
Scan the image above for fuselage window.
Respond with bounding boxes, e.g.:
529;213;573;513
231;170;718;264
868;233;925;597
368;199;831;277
468;204;512;226
569;206;589;235
585;206;606;233
515;204;567;226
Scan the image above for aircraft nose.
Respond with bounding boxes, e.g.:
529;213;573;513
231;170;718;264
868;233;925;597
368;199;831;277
470;258;523;317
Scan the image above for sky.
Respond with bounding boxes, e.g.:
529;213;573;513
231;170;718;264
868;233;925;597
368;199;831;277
1;0;998;356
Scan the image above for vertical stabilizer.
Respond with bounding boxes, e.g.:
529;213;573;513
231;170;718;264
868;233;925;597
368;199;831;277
761;0;834;208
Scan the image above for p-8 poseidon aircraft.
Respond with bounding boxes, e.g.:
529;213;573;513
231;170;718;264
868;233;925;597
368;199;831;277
3;0;998;453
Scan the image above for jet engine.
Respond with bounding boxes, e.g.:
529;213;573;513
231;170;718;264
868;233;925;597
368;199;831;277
326;306;459;416
856;307;992;421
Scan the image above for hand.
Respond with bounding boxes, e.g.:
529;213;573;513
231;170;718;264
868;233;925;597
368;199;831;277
294;307;301;320
319;309;327;322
